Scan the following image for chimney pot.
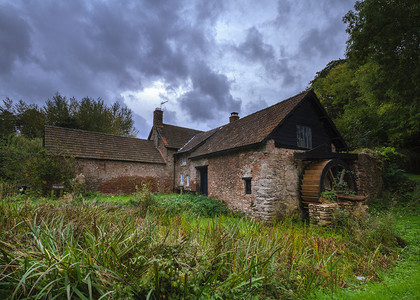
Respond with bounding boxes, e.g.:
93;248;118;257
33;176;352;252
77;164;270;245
153;108;163;128
229;112;239;123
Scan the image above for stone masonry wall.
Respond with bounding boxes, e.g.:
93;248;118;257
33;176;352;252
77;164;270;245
76;159;171;193
350;153;384;200
175;140;304;220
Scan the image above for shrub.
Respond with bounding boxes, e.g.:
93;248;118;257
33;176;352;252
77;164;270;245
24;149;76;196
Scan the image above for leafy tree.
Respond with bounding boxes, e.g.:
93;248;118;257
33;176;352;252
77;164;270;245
15;100;45;138
343;0;420;149
0;98;16;137
312;0;420;155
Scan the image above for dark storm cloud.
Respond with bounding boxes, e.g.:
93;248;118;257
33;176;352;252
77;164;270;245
178;62;241;121
0;0;222;102
234;26;297;85
274;0;292;25
298;24;344;58
0;4;31;73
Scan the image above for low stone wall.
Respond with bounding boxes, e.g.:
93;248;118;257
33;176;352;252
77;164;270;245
350;153;384;200
308;200;368;225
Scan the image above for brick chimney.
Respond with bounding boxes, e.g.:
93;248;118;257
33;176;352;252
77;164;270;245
229;112;239;123
153;108;163;129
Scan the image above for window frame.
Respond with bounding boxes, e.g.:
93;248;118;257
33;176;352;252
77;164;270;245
296;124;312;149
242;177;252;195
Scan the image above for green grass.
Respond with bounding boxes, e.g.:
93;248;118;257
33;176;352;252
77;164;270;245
0;192;414;299
312;200;420;299
406;173;420;182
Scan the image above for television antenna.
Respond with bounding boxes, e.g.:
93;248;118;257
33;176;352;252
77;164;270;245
160;100;168;110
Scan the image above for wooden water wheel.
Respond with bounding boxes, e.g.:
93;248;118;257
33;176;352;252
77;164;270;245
300;159;357;208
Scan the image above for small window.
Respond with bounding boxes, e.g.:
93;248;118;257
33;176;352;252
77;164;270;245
181;154;187;165
242;177;252;194
186;175;189;186
296;125;312;149
180;174;184;185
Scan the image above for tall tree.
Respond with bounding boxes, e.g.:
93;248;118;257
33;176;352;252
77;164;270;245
0;98;16;137
312;0;420;151
343;0;420;149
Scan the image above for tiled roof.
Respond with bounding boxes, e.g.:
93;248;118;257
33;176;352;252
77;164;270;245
159;124;202;149
178;127;221;154
188;91;309;158
44;126;165;164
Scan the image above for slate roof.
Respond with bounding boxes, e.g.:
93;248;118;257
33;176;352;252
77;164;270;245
183;91;310;158
44;126;165;164
158;124;203;149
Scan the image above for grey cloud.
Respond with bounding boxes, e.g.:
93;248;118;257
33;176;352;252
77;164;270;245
0;0;218;103
0;4;31;73
234;27;297;85
298;25;343;58
179;62;241;121
274;0;291;25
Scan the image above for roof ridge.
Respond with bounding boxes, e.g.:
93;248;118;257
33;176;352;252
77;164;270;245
162;123;202;132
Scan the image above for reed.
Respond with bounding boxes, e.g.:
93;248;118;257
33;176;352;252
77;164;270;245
0;195;400;299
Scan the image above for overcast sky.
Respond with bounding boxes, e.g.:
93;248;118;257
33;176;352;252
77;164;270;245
1;0;356;138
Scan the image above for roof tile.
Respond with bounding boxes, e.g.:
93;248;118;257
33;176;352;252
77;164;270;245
44;126;165;164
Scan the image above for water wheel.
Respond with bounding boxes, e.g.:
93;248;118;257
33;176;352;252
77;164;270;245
300;159;357;207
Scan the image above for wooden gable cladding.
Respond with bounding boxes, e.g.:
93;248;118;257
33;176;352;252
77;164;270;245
44;126;165;164
268;92;348;151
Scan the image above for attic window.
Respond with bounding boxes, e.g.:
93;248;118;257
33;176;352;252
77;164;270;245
182;154;187;165
242;177;252;194
296;125;312;149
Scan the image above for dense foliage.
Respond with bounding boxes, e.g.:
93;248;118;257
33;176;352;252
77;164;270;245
0;93;137;138
0;135;75;196
311;0;420;171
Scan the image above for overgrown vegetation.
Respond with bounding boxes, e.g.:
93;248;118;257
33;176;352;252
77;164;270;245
0;135;76;196
1;189;414;299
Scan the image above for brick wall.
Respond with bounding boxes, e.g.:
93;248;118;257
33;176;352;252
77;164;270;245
76;158;171;193
175;140;304;220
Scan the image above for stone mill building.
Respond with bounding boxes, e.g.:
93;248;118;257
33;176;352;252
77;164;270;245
45;90;382;220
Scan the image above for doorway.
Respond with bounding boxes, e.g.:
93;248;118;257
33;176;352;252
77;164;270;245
196;166;208;196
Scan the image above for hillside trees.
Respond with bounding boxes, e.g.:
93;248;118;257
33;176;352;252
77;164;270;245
311;0;420;161
0;93;138;138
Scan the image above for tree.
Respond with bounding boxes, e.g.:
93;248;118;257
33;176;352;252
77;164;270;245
15;100;45;138
312;0;420;153
0;98;17;137
343;0;420;149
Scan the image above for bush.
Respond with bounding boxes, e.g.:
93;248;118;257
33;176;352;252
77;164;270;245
25;149;76;196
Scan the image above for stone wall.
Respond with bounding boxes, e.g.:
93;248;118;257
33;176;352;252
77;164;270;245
308;200;368;225
76;158;171;193
175;139;304;220
350;153;384;200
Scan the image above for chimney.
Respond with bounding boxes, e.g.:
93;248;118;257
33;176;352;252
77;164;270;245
229;112;239;123
153;108;163;128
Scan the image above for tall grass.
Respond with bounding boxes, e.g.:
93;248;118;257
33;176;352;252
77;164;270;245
0;195;401;299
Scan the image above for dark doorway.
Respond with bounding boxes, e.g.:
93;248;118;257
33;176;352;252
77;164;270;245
196;166;208;196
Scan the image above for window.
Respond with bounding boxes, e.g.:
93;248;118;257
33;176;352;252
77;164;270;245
180;174;184;185
181;154;187;165
186;175;189;186
242;177;252;194
296;125;312;149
